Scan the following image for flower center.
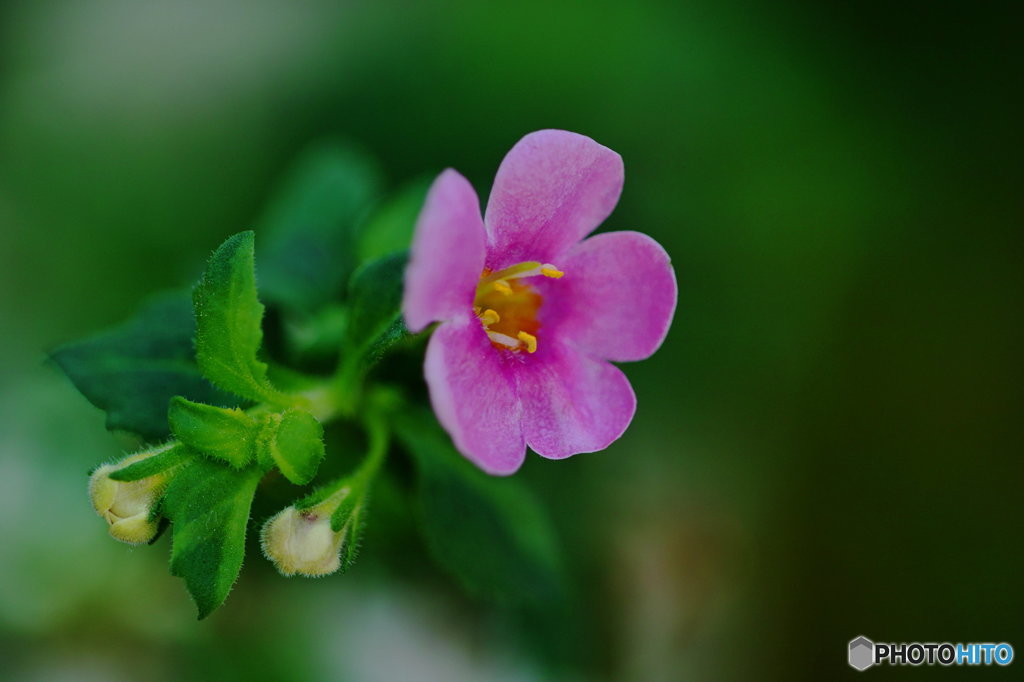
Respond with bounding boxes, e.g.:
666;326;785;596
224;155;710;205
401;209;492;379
474;261;564;353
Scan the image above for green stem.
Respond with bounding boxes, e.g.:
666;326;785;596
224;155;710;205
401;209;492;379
330;359;365;418
295;393;394;515
353;408;389;483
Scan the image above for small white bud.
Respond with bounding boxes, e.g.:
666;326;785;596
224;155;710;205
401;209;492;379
260;505;347;577
88;449;170;545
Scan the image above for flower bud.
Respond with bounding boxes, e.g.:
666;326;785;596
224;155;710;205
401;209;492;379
261;502;348;577
88;449;170;545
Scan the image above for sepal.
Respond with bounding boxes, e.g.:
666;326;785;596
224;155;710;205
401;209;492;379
168;396;257;468
255;409;326;485
109;443;190;482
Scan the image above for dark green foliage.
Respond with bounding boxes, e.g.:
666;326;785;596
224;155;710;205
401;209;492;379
50;292;236;439
276;303;349;369
257;142;381;313
343;251;409;370
357;178;430;263
395;409;565;606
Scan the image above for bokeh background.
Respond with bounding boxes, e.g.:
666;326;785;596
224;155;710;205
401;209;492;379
1;1;1020;680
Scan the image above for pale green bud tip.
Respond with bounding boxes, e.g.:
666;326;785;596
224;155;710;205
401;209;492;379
261;506;345;577
88;449;168;545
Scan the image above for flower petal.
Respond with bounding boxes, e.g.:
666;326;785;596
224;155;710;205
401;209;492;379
424;316;526;475
484;130;624;268
515;340;636;459
403;169;487;332
540;231;676;362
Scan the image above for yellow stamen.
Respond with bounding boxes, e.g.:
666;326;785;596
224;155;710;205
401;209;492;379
479;262;542;285
474;260;566;353
475;262;565;298
540;265;564;279
517;331;537;354
487;331;521;349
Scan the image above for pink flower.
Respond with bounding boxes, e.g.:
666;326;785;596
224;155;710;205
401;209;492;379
403;130;677;475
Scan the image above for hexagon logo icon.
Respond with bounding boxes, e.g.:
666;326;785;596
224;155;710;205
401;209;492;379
849;636;875;671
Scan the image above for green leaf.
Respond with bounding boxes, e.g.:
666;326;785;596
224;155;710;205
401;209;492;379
193;231;285;406
168;397;256;468
50;292;238;440
357;178;430;262
336;498;366;572
394;409;565;606
257;141;381;313
164;458;262;619
343;251;409;370
257;409;325;486
109;444;192;482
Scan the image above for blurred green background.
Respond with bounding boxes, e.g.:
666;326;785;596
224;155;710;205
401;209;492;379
1;1;1020;680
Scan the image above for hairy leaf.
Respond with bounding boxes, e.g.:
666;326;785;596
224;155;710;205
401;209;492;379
168;397;256;468
336;498;366;572
257;141;381;313
394;409;565;605
193;231;285;406
164;458;262;619
109;444;191;482
50;292;237;439
256;409;325;486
